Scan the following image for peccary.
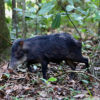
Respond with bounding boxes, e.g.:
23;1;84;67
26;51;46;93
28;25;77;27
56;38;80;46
8;33;89;79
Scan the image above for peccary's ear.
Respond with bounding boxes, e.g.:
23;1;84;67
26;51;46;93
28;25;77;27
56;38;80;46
19;40;24;47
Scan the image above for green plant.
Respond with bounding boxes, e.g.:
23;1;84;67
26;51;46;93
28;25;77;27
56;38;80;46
40;77;57;84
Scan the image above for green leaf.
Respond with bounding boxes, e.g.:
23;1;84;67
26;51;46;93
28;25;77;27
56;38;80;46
40;78;48;84
66;5;75;12
82;42;85;48
70;88;74;91
85;0;91;2
86;44;92;49
29;7;37;13
12;97;20;100
82;80;89;84
4;73;10;78
48;77;57;82
0;86;5;90
44;14;53;19
74;0;81;2
68;0;74;5
76;7;88;15
52;13;61;29
93;11;100;21
68;0;80;5
5;0;12;7
72;13;83;21
71;13;83;24
14;8;22;12
38;1;55;15
72;34;80;40
88;3;97;9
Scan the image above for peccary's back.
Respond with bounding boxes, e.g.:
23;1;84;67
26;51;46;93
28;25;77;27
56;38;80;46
24;33;82;62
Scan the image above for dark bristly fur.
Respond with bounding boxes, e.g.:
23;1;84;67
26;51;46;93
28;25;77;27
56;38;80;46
8;33;89;79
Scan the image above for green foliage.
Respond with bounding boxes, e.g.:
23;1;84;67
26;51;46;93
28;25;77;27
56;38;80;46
48;77;57;82
82;80;89;84
0;86;5;90
5;0;100;38
66;5;75;12
52;13;61;29
68;0;81;5
38;0;55;15
40;77;57;84
70;88;81;96
82;79;92;97
12;97;23;100
4;73;10;78
5;0;12;9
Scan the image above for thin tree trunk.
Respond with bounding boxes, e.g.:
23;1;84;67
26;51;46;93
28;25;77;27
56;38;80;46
0;0;10;53
12;0;18;38
35;0;42;35
22;0;27;38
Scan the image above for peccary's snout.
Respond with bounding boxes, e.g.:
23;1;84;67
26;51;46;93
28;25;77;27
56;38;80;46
8;62;15;70
7;60;17;73
8;55;27;73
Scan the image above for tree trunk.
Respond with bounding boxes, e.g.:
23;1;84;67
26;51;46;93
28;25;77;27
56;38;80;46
12;0;18;38
22;0;27;38
0;0;10;53
35;0;42;35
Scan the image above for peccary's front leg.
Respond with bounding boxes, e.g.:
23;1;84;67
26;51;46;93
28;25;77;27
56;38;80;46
41;61;48;79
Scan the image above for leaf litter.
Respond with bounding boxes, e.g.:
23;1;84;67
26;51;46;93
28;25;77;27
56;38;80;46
0;39;100;100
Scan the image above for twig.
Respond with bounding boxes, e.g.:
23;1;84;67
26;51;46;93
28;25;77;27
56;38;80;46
65;12;82;39
56;70;100;83
57;0;82;39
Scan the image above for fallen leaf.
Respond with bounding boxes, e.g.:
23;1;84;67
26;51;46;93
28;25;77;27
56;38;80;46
1;73;9;80
0;90;5;98
74;94;85;99
2;63;8;72
6;89;13;94
39;91;47;97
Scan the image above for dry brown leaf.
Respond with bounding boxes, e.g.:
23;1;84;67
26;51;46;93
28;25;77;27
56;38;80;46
13;84;23;90
23;86;31;90
0;90;5;98
2;63;8;72
1;74;9;80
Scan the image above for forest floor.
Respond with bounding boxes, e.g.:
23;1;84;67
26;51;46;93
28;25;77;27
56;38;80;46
0;38;100;100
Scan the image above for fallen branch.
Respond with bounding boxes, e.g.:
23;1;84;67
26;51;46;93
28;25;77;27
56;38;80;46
56;70;100;83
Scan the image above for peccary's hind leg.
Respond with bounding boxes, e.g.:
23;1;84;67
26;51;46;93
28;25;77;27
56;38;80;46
75;57;90;73
82;57;90;73
66;59;77;79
